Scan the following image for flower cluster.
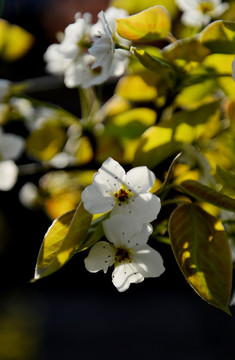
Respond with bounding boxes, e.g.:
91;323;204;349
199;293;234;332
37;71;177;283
176;0;229;27
44;7;130;89
82;157;165;291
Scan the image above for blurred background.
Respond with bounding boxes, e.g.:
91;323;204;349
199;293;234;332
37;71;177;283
0;1;235;359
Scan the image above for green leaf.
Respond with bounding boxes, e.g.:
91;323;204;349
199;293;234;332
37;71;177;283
34;202;92;280
26;124;66;161
132;47;176;86
116;6;171;42
133;125;180;168
200;20;235;54
215;166;235;194
169;203;232;314
179;180;235;212
162;38;211;62
156;152;182;195
110;0;178;17
106;108;156;139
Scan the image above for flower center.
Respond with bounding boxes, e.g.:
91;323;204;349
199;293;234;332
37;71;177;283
113;185;134;205
115;247;132;265
199;2;214;13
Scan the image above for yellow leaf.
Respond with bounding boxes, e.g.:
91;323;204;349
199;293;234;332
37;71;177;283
116;5;171;42
0;19;34;61
26;124;66;161
116;75;157;101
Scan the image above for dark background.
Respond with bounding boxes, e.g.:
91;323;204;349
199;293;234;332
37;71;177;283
0;1;235;359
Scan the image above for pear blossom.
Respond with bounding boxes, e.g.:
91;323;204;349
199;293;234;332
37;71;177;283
44;8;129;89
0;127;24;191
176;0;229;27
81;157;161;229
85;214;165;292
0;160;19;191
0;127;24;161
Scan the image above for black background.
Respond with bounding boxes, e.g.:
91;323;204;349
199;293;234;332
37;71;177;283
1;1;235;359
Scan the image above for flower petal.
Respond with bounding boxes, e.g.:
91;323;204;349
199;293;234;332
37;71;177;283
84;241;115;273
133;245;165;278
0;160;18;191
93;157;125;190
125;166;156;193
0;133;24;160
112;192;161;224
112;262;144;292
81;183;115;214
103;214;152;247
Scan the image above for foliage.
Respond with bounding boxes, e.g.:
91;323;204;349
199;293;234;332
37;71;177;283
1;0;235;313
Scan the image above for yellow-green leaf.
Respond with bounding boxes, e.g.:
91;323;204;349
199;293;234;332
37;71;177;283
200;20;235;54
162;38;211;62
116;75;157;101
169;203;232;314
133;125;180;168
106;107;156;139
0;19;34;61
34;202;92;280
116;6;171;42
179;180;235;212
110;0;178;17
26;124;66;161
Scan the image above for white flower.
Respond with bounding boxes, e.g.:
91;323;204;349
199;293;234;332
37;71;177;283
91;7;130;48
89;11;129;79
81;157;161;229
19;182;39;208
85;214;165;292
0;127;24;160
176;0;229;27
44;8;129;89
0;160;18;191
44;43;71;75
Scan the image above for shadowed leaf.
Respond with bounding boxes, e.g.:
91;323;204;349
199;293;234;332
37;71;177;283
200;20;235;54
179;180;235;212
169;203;232;314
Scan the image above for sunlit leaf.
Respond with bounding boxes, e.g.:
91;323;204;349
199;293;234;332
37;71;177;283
169;203;232;314
116;75;157;101
26;124;66;161
133;125;180;168
200;20;235;54
34;202;92;280
132;48;176;86
106;108;156;139
162;38;210;62
172;101;220;142
179;180;235;212
116;6;171;42
0;19;34;61
110;0;178;17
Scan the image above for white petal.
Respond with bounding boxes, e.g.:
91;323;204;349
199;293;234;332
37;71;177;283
84;241;115;273
210;3;229;17
133;245;165;278
112;193;161;224
81;183;114;214
112;262;144;292
0;133;24;160
103;214;152;247
125;166;156;193
93;157;125;190
0;160;18;191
